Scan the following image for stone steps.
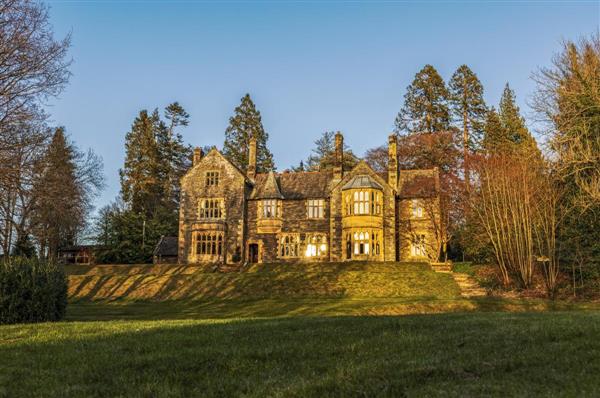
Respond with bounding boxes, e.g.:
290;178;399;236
451;273;487;297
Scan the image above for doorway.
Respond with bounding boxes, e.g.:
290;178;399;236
248;243;259;263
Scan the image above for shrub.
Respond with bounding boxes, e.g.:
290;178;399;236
0;258;68;325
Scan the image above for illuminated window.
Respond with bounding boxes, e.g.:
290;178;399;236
307;199;324;219
198;199;223;219
205;171;219;187
412;200;423;218
353;231;370;255
345;229;382;258
305;234;327;257
411;234;426;257
195;232;223;256
344;190;382;216
279;234;299;257
262;199;280;218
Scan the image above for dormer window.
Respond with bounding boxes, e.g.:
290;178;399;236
205;171;219;187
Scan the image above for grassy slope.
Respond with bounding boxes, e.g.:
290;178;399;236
2;313;600;397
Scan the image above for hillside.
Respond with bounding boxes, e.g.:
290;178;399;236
66;262;461;302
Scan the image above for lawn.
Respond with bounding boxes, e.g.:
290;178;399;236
2;262;600;397
2;312;600;397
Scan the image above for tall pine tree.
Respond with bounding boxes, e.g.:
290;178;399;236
304;131;358;172
482;84;538;154
395;65;451;134
449;65;487;186
119;110;163;217
32;128;83;259
223;94;275;172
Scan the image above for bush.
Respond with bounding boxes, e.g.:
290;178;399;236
0;258;68;325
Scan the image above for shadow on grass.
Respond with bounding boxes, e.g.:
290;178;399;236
2;312;600;397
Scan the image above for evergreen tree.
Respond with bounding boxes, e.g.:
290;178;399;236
119;110;164;216
449;65;487;185
223;94;275;172
32;128;83;259
158;102;193;211
482;85;538;155
395;65;451;134
304;131;358;172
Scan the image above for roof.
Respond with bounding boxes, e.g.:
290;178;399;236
342;174;383;190
153;236;178;257
250;171;284;199
250;171;334;200
397;169;438;198
58;245;97;252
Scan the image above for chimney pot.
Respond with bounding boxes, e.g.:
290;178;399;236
248;136;257;179
333;131;344;180
193;147;203;166
388;134;398;190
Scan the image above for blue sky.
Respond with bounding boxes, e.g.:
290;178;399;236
45;0;599;210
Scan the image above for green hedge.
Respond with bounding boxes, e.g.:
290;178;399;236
0;258;67;325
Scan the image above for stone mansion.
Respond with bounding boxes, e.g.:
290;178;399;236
178;133;440;264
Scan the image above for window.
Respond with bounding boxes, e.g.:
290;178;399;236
195;232;223;256
346;229;382;258
205;171;219;187
411;234;426;257
305;234;327;257
412;199;423;218
262;199;280;218
279;234;299;257
198;199;223;219
307;199;324;219
344;190;382;216
353;231;370;255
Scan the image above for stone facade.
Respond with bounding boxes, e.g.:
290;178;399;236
178;133;440;264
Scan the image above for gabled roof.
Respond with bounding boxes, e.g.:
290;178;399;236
250;170;334;200
250;171;284;199
153;236;178;257
342;174;383;190
397;169;439;198
182;148;252;184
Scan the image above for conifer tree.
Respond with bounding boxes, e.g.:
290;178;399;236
158;102;193;210
449;65;487;186
499;83;535;148
482;107;507;152
304;131;358;172
395;65;451;134
32;129;86;259
223;94;275;172
119;110;164;216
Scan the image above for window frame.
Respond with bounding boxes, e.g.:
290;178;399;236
195;231;224;256
205;171;220;187
198;198;224;219
305;233;328;257
262;199;281;219
306;199;325;219
278;233;300;258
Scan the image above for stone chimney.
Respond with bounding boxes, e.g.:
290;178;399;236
193;147;203;166
247;136;257;179
388;134;398;190
333;131;344;180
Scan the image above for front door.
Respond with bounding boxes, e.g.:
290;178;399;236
248;244;259;263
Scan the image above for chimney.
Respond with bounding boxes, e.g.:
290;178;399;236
388;134;398;190
193;147;203;166
247;136;257;179
333;131;343;180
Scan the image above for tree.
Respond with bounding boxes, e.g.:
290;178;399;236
31;128;103;260
395;65;451;134
158;102;193;211
532;33;600;295
0;0;71;257
223;94;275;172
304;131;358;172
449;65;487;186
119;110;164;217
0;0;71;135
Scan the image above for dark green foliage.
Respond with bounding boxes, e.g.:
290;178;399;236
94;203;175;264
223;94;275;172
303;131;358;172
0;258;67;324
395;65;451;134
11;234;37;258
483;84;538;154
449;65;487;151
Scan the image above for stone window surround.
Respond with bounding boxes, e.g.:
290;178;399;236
306;198;325;219
205;170;220;187
198;197;225;219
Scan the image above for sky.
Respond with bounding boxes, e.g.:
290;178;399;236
45;0;599;211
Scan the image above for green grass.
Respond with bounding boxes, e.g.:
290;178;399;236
3;262;600;397
2;312;600;397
